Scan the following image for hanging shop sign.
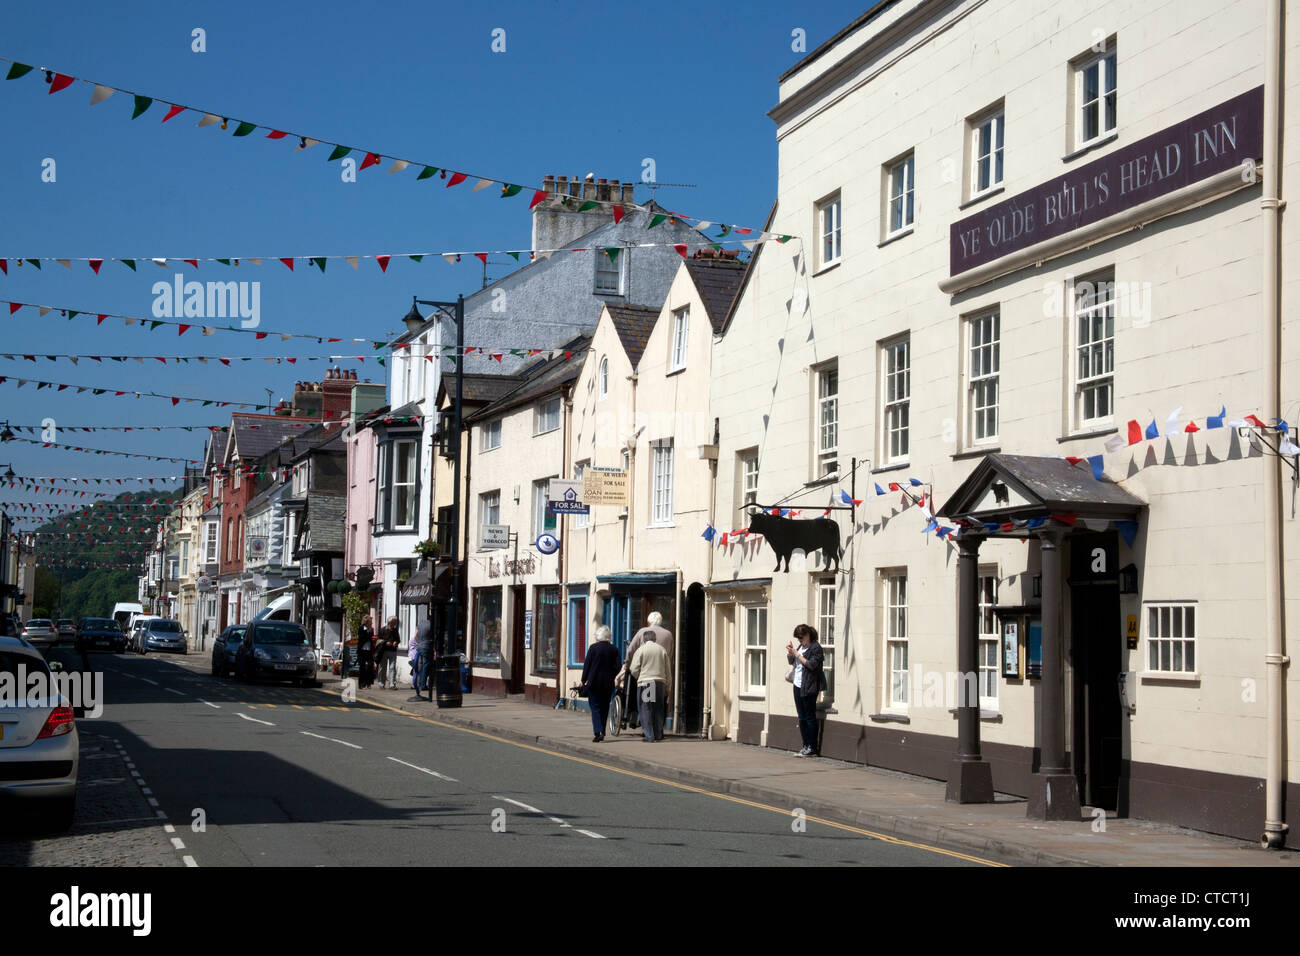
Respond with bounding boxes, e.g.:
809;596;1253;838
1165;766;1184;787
547;479;588;515
949;86;1264;277
582;466;627;506
480;524;510;550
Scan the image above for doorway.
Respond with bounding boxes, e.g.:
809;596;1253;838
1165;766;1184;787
679;583;705;735
508;584;526;694
1069;533;1122;811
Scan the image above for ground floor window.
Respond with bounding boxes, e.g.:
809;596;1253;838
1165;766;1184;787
568;593;588;666
473;587;503;663
534;586;560;673
883;571;908;709
978;570;998;708
815;577;836;702
1145;601;1196;674
744;604;767;695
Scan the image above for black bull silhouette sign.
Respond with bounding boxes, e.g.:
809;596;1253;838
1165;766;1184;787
745;505;842;573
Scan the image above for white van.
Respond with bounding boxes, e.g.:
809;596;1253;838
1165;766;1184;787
252;594;294;623
112;602;144;633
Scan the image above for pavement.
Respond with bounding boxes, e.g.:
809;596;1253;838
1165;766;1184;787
311;673;1298;868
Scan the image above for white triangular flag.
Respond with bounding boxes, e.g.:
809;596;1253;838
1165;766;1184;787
472;178;493;192
56;259;70;269
742;241;757;251
442;254;457;265
295;138;318;152
1280;439;1300;456
345;257;359;270
1104;434;1126;453
152;258;168;268
89;85;114;106
281;334;292;343
696;221;712;230
38;307;51;316
197;113;221;128
1165;406;1183;432
69;357;78;365
248;258;262;265
1083;518;1110;531
387;160;409;175
197;357;208;365
125;317;138;326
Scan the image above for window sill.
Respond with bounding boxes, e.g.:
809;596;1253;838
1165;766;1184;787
948;707;1003;722
952;445;1000;461
878;227;914;249
1063;129;1119;163
646;523;676;531
738;693;766;702
812;260;841;277
1057;425;1117;443
534;428;561;437
480;445;501;453
869;712;910;724
666;366;686;378
958;186;1005;210
871;461;910;475
1139;671;1200;684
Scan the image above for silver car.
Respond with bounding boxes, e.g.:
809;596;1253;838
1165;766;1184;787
142;619;188;654
0;636;78;829
20;619;57;650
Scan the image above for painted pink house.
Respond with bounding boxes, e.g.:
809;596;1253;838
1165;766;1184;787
344;386;386;655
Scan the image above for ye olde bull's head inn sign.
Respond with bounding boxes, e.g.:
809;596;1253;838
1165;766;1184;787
949;86;1264;278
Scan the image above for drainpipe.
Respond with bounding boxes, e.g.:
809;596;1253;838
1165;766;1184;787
702;418;718;738
561;390;572;698
1261;0;1289;850
626;371;639;569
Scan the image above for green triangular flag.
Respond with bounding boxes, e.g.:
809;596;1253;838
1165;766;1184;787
233;121;256;137
408;255;423;262
376;357;385;367
111;356;124;362
122;259;136;271
25;259;40;269
312;257;326;273
202;401;212;406
604;247;620;262
149;321;163;330
718;225;731;236
216;259;231;266
327;145;351;162
6;63;34;80
131;96;152;119
648;214;667;229
500;184;522;198
417;166;438;180
508;251;521;261
67;311;78;319
777;235;792;243
578;200;599;212
709;243;722;251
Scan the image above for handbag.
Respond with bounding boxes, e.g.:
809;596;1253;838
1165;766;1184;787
784;664;796;684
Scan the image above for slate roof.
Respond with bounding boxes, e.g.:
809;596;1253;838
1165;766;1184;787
683;258;747;333
466;336;590;422
228;414;316;461
459;373;524;404
940;454;1147;521
203;429;227;470
605;304;659;368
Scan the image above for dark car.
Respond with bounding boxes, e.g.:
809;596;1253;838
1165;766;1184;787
76;618;127;654
210;625;246;678
141;619;187;654
56;620;77;644
235;620;317;686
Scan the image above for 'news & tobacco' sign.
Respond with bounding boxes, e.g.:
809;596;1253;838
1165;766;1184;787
949;86;1264;277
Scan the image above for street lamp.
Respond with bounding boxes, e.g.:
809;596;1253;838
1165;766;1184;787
409;294;465;708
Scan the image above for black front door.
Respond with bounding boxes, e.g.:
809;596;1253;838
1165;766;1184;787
1069;533;1122;811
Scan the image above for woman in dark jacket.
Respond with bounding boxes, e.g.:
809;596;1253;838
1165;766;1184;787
357;615;375;689
580;625;621;742
786;623;827;757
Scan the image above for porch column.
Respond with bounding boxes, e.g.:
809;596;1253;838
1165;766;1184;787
1027;528;1081;820
946;533;994;803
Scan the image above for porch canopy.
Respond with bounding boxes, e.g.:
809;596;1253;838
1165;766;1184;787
400;563;449;605
935;454;1144;817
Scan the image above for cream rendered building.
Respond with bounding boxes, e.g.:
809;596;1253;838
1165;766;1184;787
563;254;745;734
711;0;1297;846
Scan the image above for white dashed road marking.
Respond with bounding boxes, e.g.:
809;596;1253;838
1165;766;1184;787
301;731;361;749
386;756;458;782
183;856;198;867
165;687;184;696
491;796;603;839
237;713;275;726
199;700;220;709
577;830;606;839
138;678;159;686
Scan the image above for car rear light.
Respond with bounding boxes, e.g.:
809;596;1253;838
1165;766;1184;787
37;706;75;739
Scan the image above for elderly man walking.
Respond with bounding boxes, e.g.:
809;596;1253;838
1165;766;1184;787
629;635;670;742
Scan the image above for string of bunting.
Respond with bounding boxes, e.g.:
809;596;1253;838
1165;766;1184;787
6;435;197;463
0;55;779;240
0;374;269;409
0;239;778;279
0;500;176;511
2;424;227;433
0;352;378;365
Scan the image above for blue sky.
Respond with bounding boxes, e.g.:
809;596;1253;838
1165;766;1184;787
1;0;870;523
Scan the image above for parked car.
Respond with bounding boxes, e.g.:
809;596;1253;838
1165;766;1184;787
128;617;160;654
76;618;127;654
210;625;246;677
235;620;317;686
140;619;187;654
19;619;57;650
0;636;78;830
55;620;77;644
112;602;143;633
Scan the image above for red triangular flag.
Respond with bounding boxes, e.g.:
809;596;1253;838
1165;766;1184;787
474;253;488;264
1244;414;1267;427
89;259;103;274
612;204;624;224
265;129;288;139
1127;420;1142;445
529;189;548;210
1065;456;1084;465
1184;421;1200;433
0;260;7;275
177;324;191;336
171;397;180;406
96;314;107;325
162;104;184;123
375;255;390;273
673;244;688;258
184;259;197;269
445;171;467;188
48;73;74;94
1053;513;1078;526
280;258;295;271
255;332;267;339
360;152;380;171
7;303;20;315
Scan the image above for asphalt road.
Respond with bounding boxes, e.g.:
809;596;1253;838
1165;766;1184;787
60;650;987;867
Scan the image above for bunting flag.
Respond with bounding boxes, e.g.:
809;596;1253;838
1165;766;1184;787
5;435;197;463
0;375;268;410
701;524;716;542
874;483;887;496
839;489;862;506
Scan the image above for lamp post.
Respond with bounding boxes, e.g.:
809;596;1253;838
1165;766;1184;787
410;294;465;707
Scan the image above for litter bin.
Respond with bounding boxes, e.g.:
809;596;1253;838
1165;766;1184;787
435;653;463;708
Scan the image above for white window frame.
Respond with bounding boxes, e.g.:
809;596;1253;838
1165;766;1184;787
817;193;842;267
389;438;418;531
1072;272;1115;429
479;491;500;539
737;448;759;525
886;153;915;236
815;363;839;478
881;336;910;463
535;398;561;436
978;570;999;709
1144;602;1197;676
650;439;674;527
884;571;908;710
595;249;622;295
532;477;557;538
599;357;609;399
670;306;689;372
480;419;502;452
1075;45;1117;148
573;461;590;529
743;604;768;696
816;576;836;701
970;107;1005;197
204;521;218;564
967;309;1000;445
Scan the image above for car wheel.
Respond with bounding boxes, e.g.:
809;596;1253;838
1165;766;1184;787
211;659;219;676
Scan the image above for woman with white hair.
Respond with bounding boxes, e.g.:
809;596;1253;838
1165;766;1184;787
580;625;621;742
